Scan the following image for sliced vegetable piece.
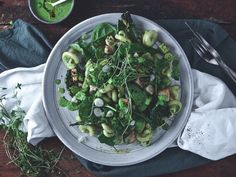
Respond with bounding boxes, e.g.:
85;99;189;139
136;124;152;146
70;43;85;55
101;123;114;134
169;100;182;115
170;85;181;100
111;89;118;102
159;43;169;54
103;130;115;137
115;30;131;43
142;30;158;47
79;125;96;136
164;52;174;60
62;51;79;69
161;64;173;78
99;84;114;93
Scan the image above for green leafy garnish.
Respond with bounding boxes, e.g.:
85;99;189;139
92;23;116;42
59;12;182;147
0;86;65;177
59;96;69;107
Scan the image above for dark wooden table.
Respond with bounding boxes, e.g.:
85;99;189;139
1;0;236;177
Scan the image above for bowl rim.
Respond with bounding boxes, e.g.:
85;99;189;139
42;13;194;166
28;0;74;24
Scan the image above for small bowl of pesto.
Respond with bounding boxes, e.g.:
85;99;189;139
28;0;74;24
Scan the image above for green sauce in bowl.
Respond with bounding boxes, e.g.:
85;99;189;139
31;0;73;23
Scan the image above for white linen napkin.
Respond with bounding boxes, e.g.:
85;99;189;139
177;70;236;160
0;64;54;145
1;65;236;160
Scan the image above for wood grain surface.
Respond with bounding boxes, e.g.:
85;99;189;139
1;0;236;177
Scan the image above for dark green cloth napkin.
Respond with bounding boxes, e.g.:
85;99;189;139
0;20;52;72
1;19;236;177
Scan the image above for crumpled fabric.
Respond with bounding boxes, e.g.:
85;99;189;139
178;70;236;160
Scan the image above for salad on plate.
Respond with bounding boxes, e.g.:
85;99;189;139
57;12;182;147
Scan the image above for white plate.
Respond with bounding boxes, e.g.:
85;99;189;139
42;13;193;166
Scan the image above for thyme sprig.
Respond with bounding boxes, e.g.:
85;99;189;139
0;84;67;177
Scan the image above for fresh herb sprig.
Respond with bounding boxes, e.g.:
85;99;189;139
0;84;66;177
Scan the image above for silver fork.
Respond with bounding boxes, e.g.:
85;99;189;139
186;22;236;83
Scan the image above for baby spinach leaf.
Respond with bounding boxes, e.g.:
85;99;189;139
117;19;126;32
128;84;148;111
69;85;80;96
111;117;124;135
75;91;86;101
172;58;180;80
98;133;116;146
59;96;70;107
128;43;156;54
92;23;116;42
95;46;105;59
67;102;79;111
78;97;93;119
120;11;142;43
135;119;146;133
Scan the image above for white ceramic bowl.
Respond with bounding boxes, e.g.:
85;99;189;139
43;13;193;166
